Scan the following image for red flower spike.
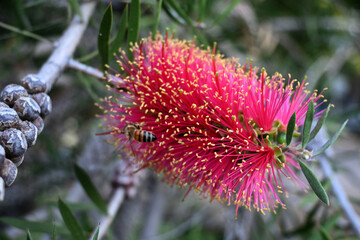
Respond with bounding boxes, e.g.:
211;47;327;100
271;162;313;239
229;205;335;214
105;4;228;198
99;34;325;217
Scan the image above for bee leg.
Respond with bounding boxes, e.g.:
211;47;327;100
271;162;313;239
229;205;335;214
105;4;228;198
129;140;136;157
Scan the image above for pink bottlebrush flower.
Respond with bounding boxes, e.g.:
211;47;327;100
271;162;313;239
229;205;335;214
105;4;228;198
99;33;325;216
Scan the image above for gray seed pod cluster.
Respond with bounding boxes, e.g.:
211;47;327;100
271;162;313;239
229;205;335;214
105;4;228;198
0;74;52;188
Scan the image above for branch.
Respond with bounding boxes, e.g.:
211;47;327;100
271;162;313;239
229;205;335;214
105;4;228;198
93;188;126;239
37;1;97;92
67;59;104;80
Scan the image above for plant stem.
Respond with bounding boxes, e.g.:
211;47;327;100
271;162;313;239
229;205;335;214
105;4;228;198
67;59;104;80
37;1;97;92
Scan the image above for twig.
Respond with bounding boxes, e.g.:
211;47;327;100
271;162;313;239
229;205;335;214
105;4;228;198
37;1;97;92
91;188;126;239
311;128;360;236
139;180;166;240
67;59;104;80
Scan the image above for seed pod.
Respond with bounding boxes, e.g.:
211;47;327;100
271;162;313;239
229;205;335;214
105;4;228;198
0;107;20;130
13;96;41;121
10;154;24;167
31;93;52;117
0;145;5;165
1;128;28;158
0;177;4;200
21;74;47;94
18;121;38;147
32;116;44;134
0;159;18;187
0;84;29;107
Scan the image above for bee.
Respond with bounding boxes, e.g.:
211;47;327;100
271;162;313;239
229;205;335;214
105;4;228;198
124;123;157;142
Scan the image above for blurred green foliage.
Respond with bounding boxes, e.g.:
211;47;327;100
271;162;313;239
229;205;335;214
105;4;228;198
0;0;359;239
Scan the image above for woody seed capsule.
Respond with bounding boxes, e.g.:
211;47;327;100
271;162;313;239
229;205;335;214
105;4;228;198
0;84;29;107
21;74;47;93
0;177;4;200
13;96;41;121
0;107;20;130
0;159;18;187
11;154;24;167
1;128;28;158
31;93;52;117
0;102;9;108
0;145;5;165
32;116;44;134
18;120;38;147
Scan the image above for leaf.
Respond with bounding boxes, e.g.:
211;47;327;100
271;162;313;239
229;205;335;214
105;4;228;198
58;198;86;240
0;217;68;234
299;180;330;207
319;225;332;240
91;225;100;240
98;3;113;71
323;211;341;231
210;0;242;27
14;0;31;29
110;4;128;56
309;104;331;141
127;0;141;56
152;0;163;39
198;0;207;22
313;120;348;157
74;164;107;214
67;0;83;20
298;159;329;205
26;229;33;240
161;1;185;25
286;112;296;146
0;21;50;43
52;222;56;240
165;0;194;27
302;100;314;148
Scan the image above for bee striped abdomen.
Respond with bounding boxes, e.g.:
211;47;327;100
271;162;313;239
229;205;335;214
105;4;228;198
134;130;157;142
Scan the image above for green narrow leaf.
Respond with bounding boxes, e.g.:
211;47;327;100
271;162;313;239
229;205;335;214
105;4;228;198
161;1;185;25
313;120;348;157
15;0;31;29
127;0;140;56
210;0;242;27
78;49;99;62
302;100;314;148
26;229;33;240
58;198;87;240
67;0;83;20
323;211;342;231
110;4;129;55
165;0;194;27
91;225;100;240
74;164;107;214
98;3;113;71
0;21;50;43
309;105;331;141
319;225;332;240
286;112;296;146
0;217;68;234
198;0;207;22
52;222;56;240
298;159;329;205
152;0;163;39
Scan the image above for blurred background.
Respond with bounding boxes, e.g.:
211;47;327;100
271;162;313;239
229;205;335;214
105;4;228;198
0;0;360;239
